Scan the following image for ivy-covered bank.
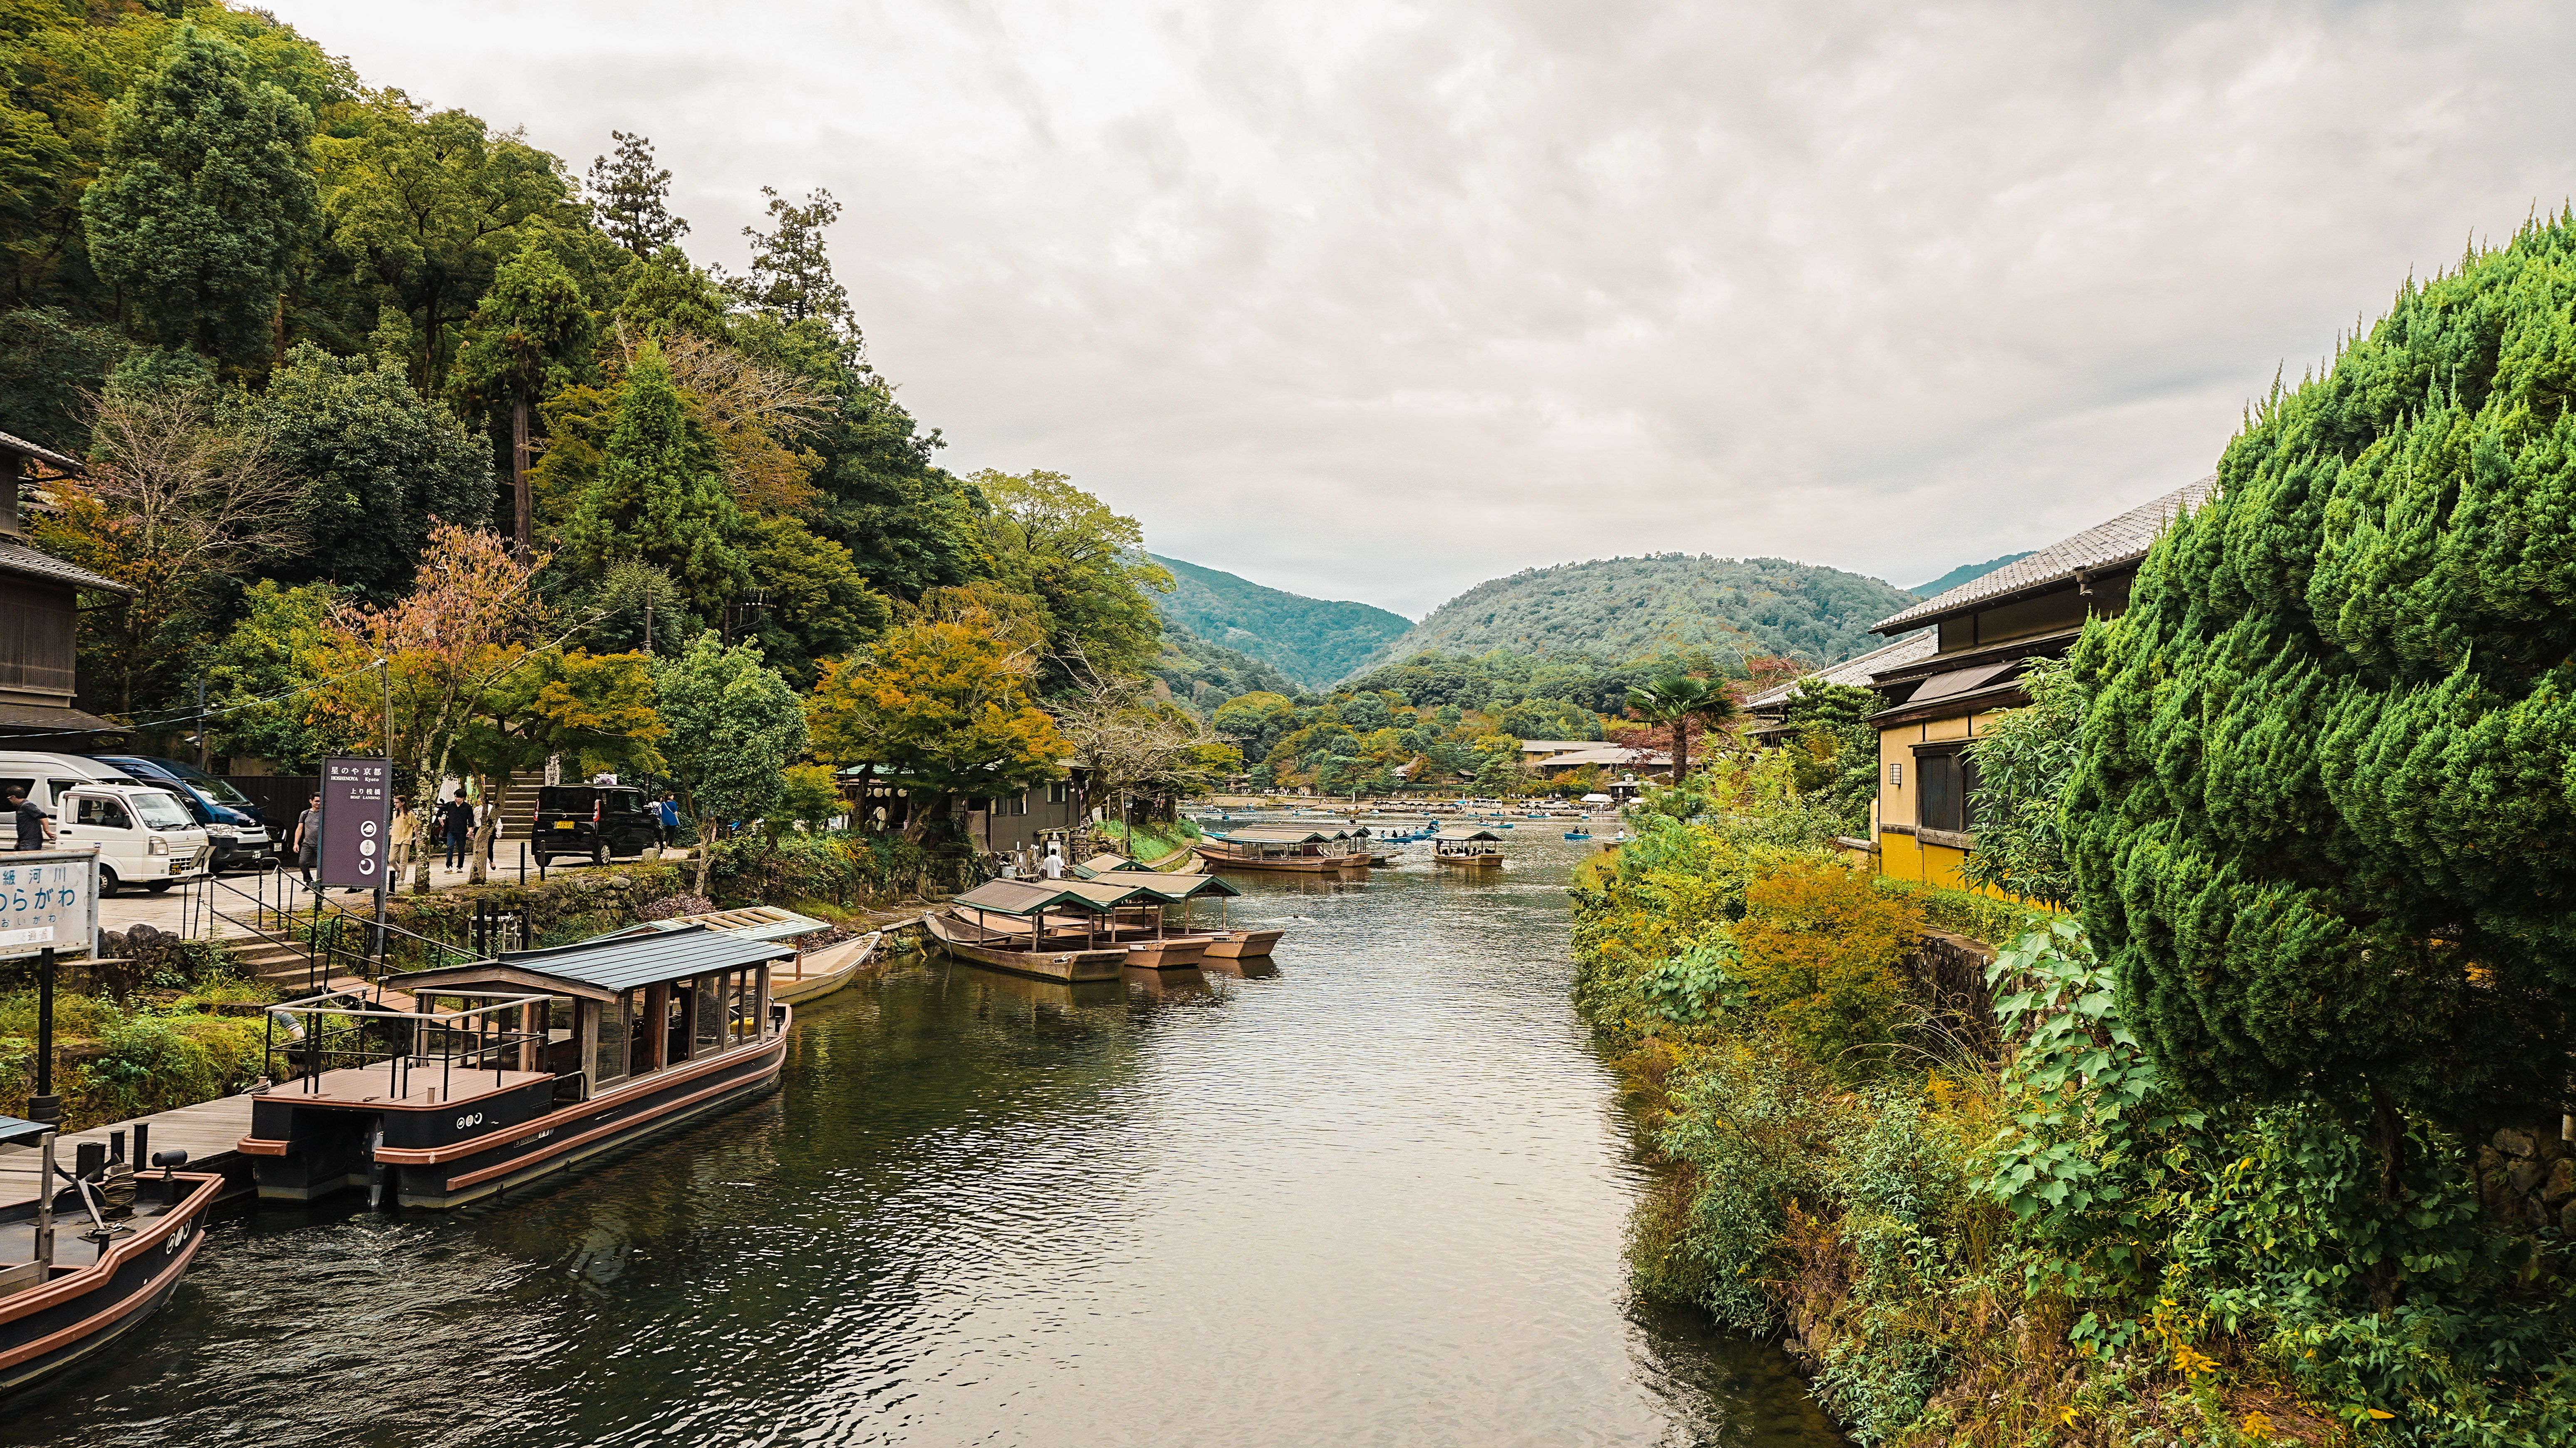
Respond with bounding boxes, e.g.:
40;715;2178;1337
1575;762;2576;1445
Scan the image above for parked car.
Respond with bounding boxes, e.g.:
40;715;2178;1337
88;754;272;870
532;784;659;866
2;752;261;872
50;782;211;896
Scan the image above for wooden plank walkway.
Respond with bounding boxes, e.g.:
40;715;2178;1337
0;1093;257;1210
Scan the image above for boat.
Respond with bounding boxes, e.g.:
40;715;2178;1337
238;926;797;1210
1191;827;1369;874
0;1118;222;1398
930;879;1146;981
773;931;880;1006
602;904;877;1007
1085;869;1267;965
1431;827;1508;869
1563;830;1592;840
1200;929;1286;958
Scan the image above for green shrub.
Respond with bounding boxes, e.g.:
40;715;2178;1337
1732;861;1920;1082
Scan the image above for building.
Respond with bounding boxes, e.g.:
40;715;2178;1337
1846;476;2215;890
1526;744;1670;781
1;429;130;749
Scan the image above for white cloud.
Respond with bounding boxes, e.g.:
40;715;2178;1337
266;0;2576;613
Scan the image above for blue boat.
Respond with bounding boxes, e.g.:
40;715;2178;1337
1563;830;1591;840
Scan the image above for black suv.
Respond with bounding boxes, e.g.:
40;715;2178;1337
533;785;659;866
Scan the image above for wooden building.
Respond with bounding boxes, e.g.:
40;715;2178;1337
0;429;129;749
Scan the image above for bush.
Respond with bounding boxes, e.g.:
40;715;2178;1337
1732;861;1920;1082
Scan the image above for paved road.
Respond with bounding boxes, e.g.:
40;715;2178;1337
97;847;664;937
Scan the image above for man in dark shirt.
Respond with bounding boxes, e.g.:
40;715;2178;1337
7;787;51;850
292;792;320;887
438;792;475;870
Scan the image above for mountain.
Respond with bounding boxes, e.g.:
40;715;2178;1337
1909;552;2035;598
1347;554;1918;678
1152;621;1298;715
1149;554;1412;687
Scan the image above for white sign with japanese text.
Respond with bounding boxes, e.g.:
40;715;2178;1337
0;848;99;960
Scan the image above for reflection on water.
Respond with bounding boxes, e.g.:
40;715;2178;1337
1;836;1841;1448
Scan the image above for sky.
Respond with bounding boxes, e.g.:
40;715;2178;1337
265;0;2576;619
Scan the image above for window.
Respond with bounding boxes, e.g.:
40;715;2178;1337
1047;781;1071;804
74;797;131;829
1915;750;1982;834
1007;792;1029;816
592;993;632;1084
131;793;192;829
1887;762;1902;787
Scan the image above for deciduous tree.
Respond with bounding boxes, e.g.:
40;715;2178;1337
260;342;491;597
651;632;807;895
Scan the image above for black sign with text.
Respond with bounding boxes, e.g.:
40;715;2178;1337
319;757;393;889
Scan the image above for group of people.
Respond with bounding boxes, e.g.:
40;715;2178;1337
289;789;489;886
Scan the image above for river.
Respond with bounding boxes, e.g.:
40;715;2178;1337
3;830;1843;1447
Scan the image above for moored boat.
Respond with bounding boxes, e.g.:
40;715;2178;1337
239;926;796;1210
1200;928;1286;958
1432;827;1507;868
931;879;1147;981
1192;827;1367;874
0;1119;222;1398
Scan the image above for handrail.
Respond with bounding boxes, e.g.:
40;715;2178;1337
263;991;552;1101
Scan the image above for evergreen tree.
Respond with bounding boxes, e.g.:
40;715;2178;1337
80;24;317;363
728;186;853;334
455;245;594;560
565;343;750;612
585;131;688;260
2066;213;2576;1137
260;342;492;597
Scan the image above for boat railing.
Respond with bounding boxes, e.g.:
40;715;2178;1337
263;993;555;1103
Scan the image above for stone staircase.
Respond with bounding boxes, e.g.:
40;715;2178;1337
493;770;545;841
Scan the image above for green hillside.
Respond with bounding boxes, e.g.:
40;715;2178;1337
1149;554;1411;686
1349;554;1917;677
1152;620;1298;715
1909;551;2035;597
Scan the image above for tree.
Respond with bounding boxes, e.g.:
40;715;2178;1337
80;24;317;364
585;131;687;260
203;581;355;768
449;649;664;881
454;244;593;562
563;342;749;612
1959;658;2081;906
1051;659;1240;829
2063;213;2576;1153
33;381;303;714
971;467;1172;686
727;186;852;334
0;308;121;452
805;587;1071;844
317;96;574;393
1779;679;1882;834
260;342;491;597
1625;675;1739;786
651;632;807;895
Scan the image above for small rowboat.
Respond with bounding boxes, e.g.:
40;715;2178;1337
1200;929;1286;958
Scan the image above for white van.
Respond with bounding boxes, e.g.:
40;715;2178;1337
0;750;146;812
42;783;210;896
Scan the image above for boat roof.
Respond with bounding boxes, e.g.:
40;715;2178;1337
600;903;831;943
1434;827;1506;842
385;923;795;1002
1089;869;1242;900
0;1114;51;1148
1209;827;1348;843
1072;851;1147;878
952;877;1151;917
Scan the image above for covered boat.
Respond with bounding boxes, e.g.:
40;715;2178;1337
238;926;795;1210
932;879;1150;980
1191;827;1366;874
1431;827;1507;868
1086;869;1284;961
0;1117;221;1397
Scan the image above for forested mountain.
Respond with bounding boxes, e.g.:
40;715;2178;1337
1152;620;1297;715
1350;555;1917;677
1908;551;2034;597
1148;554;1409;686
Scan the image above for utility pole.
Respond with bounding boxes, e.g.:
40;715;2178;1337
511;396;532;565
194;676;208;770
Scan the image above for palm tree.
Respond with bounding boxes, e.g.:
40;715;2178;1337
1624;675;1740;787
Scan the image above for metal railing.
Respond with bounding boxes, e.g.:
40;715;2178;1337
173;865;494;995
264;992;552;1102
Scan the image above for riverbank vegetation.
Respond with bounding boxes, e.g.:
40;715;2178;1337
1578;218;2576;1446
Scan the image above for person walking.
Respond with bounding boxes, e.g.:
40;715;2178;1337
293;792;321;889
438;791;474;871
6;786;52;851
656;793;680;848
389;795;415;880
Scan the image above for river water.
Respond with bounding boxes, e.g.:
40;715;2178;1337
5;831;1842;1447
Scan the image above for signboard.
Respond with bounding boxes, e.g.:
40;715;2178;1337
0;848;99;960
319;757;394;890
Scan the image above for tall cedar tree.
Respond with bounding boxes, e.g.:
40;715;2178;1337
565;343;750;613
2066;213;2576;1138
729;186;854;334
454;245;594;560
81;24;317;363
586;131;689;260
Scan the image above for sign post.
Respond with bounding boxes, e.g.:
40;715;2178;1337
319;757;393;890
2;848;100;1127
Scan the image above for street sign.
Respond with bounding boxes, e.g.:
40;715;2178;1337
0;848;99;960
320;757;394;889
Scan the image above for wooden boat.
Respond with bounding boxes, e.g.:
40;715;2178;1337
238;926;797;1210
774;931;881;1006
1192;827;1367;874
1122;936;1210;968
1432;827;1507;869
0;1118;222;1398
930;879;1155;981
1200;929;1286;958
1084;870;1279;964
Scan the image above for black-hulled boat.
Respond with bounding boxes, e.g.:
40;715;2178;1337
0;1117;221;1397
237;926;795;1210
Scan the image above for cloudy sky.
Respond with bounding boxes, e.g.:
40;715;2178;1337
266;0;2576;617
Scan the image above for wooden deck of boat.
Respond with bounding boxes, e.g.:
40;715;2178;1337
264;1059;554;1109
0;1093;258;1211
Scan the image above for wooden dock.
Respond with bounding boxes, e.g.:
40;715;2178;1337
0;1092;258;1210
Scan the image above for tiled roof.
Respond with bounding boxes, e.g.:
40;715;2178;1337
1743;629;1937;710
0;537;129;594
1870;475;2218;634
0;429;81;474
